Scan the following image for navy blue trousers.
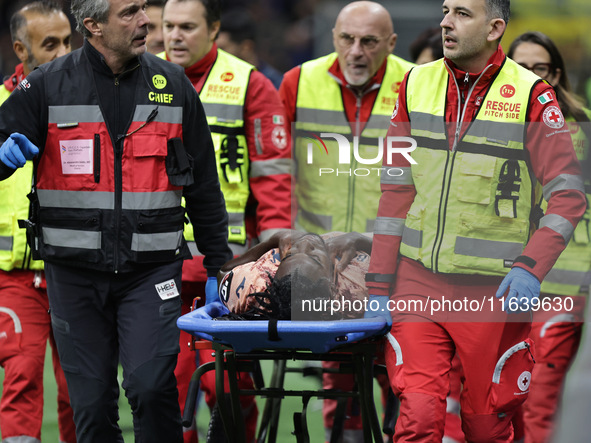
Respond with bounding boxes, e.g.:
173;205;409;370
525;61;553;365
46;261;183;443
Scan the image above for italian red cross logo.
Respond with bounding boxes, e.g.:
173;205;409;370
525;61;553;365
542;105;564;129
547;111;560;122
518;370;532;392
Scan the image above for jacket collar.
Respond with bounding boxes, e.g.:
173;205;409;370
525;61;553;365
444;44;505;83
182;43;218;84
83;38;141;76
3;63;25;92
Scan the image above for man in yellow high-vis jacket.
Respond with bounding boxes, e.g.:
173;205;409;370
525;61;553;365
0;2;75;442
161;1;292;441
280;2;414;440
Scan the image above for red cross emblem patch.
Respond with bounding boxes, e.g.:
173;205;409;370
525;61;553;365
542;105;565;129
518;371;531;392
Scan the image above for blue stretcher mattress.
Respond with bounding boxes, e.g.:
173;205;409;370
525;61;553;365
177;304;388;353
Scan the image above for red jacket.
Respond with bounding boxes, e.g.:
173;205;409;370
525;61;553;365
368;46;586;295
181;45;291;241
174;45;292;284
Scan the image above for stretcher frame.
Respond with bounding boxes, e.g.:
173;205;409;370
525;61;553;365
177;305;390;443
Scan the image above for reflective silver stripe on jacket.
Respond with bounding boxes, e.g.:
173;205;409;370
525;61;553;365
543;174;585;201
49;104;183;125
468;120;524;144
0;307;22;333
1;434;40;442
0;236;12;251
492;341;528;383
544;268;591;286
409;111;525;144
373;217;405;236
454;236;523;260
202;103;243;121
43;227;101;249
297;208;332;231
540;313;576;337
409;111;446;134
228;212;245;226
131;231;183;251
296;108;350;126
37;190;182;210
187;241;248;257
401;226;422;249
366;114;392;130
380;167;414;185
539;213;574;244
250;158;292;178
134;104;183;124
386;333;403;366
49;105;103;123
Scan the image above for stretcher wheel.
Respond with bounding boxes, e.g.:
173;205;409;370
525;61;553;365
207;403;228;443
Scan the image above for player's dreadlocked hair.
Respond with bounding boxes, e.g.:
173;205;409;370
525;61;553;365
241;269;336;320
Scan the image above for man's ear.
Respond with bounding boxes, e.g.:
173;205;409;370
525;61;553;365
13;40;29;63
487;18;506;42
387;32;398;54
209;20;221;42
83;17;102;37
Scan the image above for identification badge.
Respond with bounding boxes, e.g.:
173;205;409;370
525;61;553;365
60;139;93;174
155;279;180;300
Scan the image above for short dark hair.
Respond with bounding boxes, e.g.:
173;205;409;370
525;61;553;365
200;0;221;28
486;0;510;26
219;8;255;44
10;0;63;44
172;0;220;28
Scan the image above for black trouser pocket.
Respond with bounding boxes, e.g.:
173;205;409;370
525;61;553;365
51;313;81;373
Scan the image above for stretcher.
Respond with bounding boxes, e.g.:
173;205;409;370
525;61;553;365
177;303;392;443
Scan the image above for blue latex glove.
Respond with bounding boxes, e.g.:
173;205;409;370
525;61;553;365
187;301;230;342
364;294;392;328
205;276;219;305
0;133;39;169
495;267;540;313
198;300;230;319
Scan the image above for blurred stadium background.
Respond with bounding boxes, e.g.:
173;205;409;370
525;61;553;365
1;0;590;101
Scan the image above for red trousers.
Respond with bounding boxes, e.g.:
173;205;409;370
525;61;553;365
176;277;258;443
0;270;76;442
385;258;533;442
521;294;585;443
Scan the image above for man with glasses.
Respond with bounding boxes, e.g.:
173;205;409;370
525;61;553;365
279;1;413;440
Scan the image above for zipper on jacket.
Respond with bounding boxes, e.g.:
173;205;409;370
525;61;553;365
461;72;469;104
94;134;101;183
113;76;122;273
345;96;363;231
431;64;492;272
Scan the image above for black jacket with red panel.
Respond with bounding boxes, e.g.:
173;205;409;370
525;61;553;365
0;40;232;274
